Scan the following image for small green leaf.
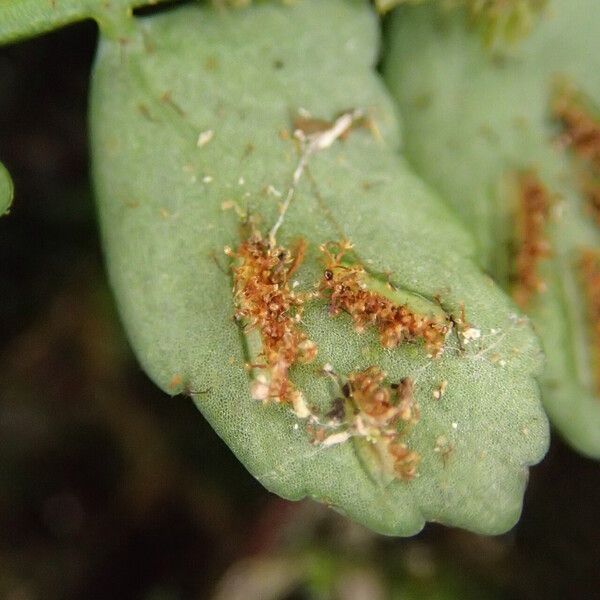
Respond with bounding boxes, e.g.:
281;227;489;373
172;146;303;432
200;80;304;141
0;161;13;216
383;0;600;457
90;0;548;534
0;0;172;44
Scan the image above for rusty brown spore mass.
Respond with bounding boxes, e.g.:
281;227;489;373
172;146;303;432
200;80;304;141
512;172;552;308
228;234;316;405
553;87;600;225
553;89;600;171
347;367;421;480
320;241;449;356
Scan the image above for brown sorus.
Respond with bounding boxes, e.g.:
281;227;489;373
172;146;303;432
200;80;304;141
348;367;396;420
512;172;552;308
388;441;420;481
227;234;316;405
320;241;449;356
553;88;600;170
578;248;600;396
345;367;420;480
583;179;600;227
552;86;600;228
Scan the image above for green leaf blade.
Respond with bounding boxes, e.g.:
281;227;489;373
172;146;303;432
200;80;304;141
90;0;548;534
383;0;600;457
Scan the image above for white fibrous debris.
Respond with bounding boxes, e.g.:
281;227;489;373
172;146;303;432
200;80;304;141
266;184;282;198
250;374;270;401
320;430;352;447
291;391;311;419
432;380;448;400
197;129;214;147
461;327;481;343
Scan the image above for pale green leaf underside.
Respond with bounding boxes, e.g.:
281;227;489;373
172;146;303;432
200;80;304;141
90;0;548;535
383;0;600;457
0;161;13;215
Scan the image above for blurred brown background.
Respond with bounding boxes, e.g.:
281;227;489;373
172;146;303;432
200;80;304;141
0;17;599;600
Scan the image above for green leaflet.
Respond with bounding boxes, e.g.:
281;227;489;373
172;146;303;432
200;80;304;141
0;161;13;215
383;0;600;458
0;0;172;44
90;0;548;535
0;0;175;216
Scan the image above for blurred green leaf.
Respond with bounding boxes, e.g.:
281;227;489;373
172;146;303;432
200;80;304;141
375;0;545;45
383;0;600;457
90;0;548;535
0;161;13;215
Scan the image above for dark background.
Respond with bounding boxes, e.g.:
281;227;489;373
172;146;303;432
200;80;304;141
0;15;599;600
